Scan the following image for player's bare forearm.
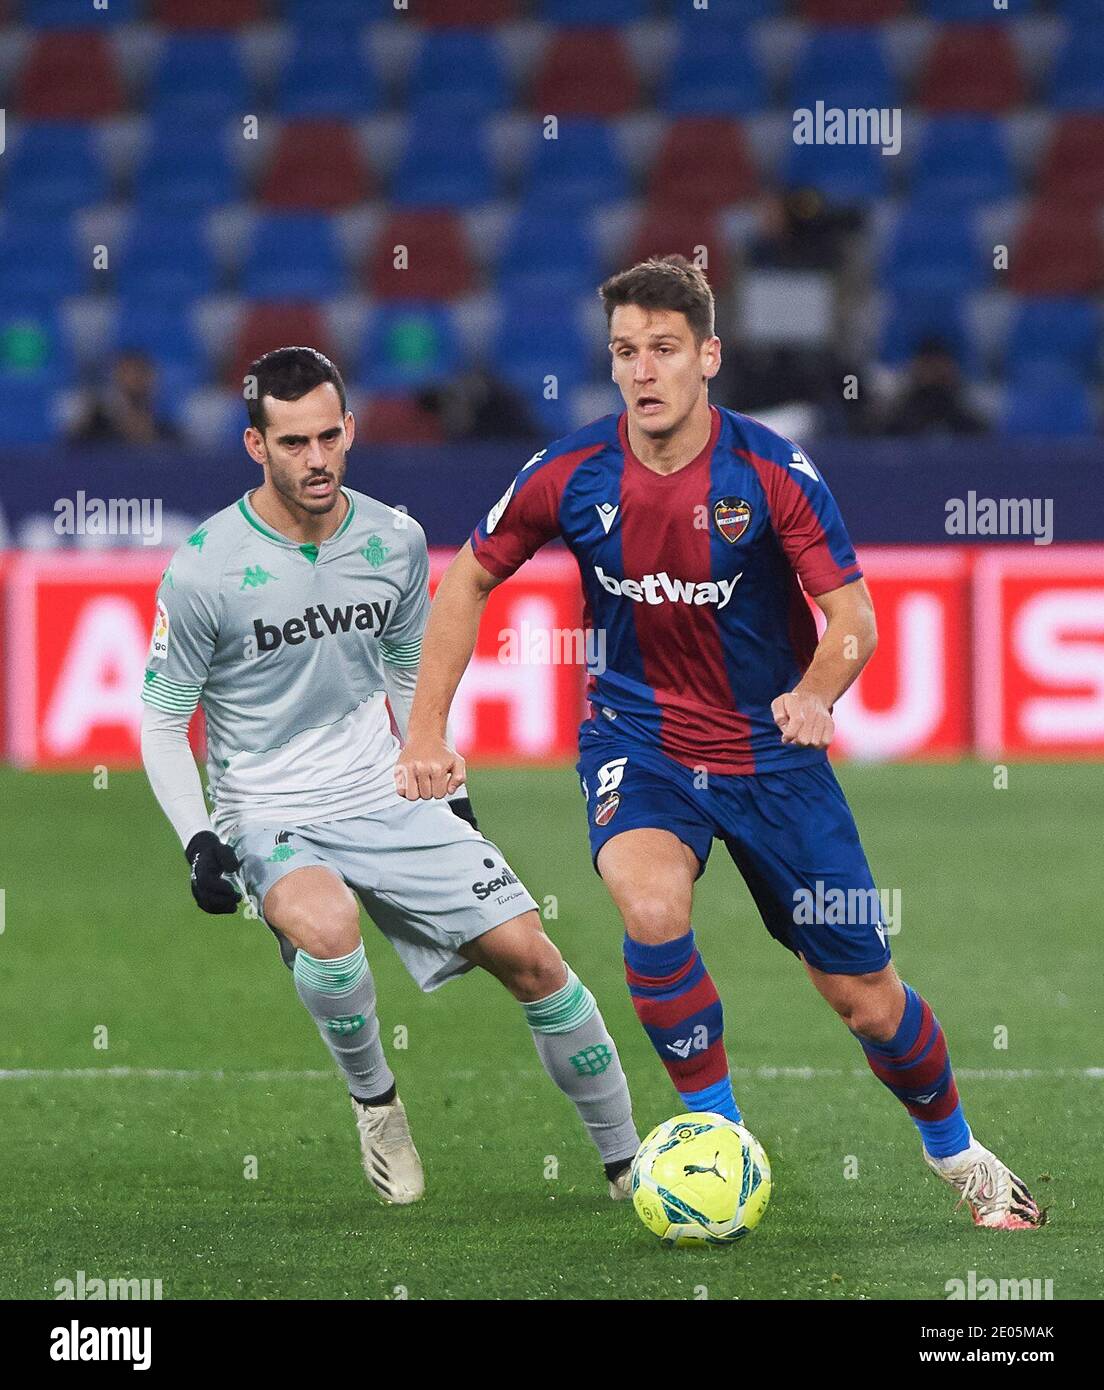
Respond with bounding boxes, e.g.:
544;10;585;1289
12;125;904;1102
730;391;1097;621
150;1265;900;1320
397;544;500;798
772;579;877;749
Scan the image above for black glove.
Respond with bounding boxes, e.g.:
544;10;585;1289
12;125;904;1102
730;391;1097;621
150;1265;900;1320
185;831;242;915
448;796;479;833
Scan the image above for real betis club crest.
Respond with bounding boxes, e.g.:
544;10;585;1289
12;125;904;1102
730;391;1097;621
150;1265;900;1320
362;535;389;568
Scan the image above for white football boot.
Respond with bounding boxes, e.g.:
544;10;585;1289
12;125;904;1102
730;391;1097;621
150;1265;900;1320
608;1162;634;1201
350;1095;425;1205
924;1139;1045;1230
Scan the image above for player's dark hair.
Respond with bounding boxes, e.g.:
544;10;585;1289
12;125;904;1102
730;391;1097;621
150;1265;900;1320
244;346;347;431
598;255;716;346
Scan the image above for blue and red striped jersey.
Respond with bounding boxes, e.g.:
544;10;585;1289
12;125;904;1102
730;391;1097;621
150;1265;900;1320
470;405;862;774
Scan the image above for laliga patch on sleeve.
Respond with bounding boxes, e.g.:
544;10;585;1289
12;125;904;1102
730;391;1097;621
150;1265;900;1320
150;598;170;660
484;477;517;535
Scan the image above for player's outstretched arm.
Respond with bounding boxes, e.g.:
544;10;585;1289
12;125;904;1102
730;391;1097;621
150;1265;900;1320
395;542;502;800
772;578;877;749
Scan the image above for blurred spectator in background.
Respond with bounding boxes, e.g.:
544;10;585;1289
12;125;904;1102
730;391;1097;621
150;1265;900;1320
748;189;863;274
882;337;987;437
68;352;179;444
418;368;537;442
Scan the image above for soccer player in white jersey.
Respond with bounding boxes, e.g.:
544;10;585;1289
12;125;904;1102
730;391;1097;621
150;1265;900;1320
140;347;640;1205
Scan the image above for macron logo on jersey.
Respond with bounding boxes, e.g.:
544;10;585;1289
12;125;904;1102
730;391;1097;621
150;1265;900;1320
594;566;741;609
252;600;394;652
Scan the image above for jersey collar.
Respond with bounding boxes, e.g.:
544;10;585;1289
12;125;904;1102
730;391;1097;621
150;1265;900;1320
618;404;721;483
237;488;357;554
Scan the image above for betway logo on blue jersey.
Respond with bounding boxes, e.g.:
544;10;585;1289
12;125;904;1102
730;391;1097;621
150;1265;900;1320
594;566;741;609
253;599;393;651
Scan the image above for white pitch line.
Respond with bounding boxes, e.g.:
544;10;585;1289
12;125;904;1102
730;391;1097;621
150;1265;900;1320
0;1066;1100;1082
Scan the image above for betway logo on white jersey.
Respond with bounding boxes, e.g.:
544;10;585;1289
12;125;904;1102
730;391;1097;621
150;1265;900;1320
594;565;741;609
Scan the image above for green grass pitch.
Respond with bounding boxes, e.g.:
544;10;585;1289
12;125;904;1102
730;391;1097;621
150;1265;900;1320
0;762;1099;1300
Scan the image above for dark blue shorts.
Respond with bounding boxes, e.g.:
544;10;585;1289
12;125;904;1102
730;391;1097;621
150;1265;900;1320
576;718;892;977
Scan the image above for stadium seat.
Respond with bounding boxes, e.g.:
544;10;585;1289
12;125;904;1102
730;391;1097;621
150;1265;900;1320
416;0;518;23
407;29;510;120
497;207;602;298
917;27;1026;113
0;217;85;300
646;119;759;213
1008;204;1104;297
1051;0;1104;17
259;122;373;211
782;136;888;204
0;300;73;389
628;209;731;291
910;117;1015;207
521;119;630;212
361;304;463;393
1048;27;1104;112
881;205;986;297
879;293;976;373
674;0;781;18
132;121;240;213
491;290;591;433
790;29;899;114
0;379;57;444
366;211;476;300
154;0;261;23
118;216;217;302
111;297;207;416
276;29;381;118
243;215;349;300
920;0;1031;16
361;396;445;444
1039;116;1104;209
284;0;391;20
1006;298;1100;380
14;32;124;119
799;0;906;19
662;26;767;117
390;116;497;207
531;30;640;117
26;0;138;25
537;0;646;20
2;124;108;215
229;304;334;389
149;34;250;123
1002;363;1096;436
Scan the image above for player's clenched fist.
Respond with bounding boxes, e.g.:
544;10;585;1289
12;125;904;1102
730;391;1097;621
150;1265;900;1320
771;690;835;749
394;735;466;800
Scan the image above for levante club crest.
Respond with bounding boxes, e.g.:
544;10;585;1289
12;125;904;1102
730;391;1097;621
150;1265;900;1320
714;497;751;543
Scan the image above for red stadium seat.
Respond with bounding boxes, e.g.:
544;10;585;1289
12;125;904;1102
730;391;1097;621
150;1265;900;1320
1008;202;1104;296
259;122;373;211
366;212;476;300
628;209;731;292
647;119;759;214
917;26;1027;113
417;0;517;21
361;396;445;444
1039;116;1104;210
229;304;335;389
531;29;639;117
800;0;906;19
15;32;124;119
155;0;262;25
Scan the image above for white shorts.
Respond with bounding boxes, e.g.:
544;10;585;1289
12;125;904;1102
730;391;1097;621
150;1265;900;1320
231;799;538;991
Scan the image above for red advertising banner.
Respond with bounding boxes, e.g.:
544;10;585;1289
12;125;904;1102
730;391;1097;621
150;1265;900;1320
3;546;1103;768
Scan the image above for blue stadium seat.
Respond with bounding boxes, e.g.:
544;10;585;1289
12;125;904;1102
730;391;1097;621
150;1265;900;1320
118;216;217;302
674;0;781;20
497;206;602;298
521;119;629;212
1006;298;1100;380
25;0;138;23
882;205;985;297
390;117;496;208
0;379;57;444
285;0;391;19
407;30;509;120
911;117;1015;206
3;123;108;215
491;290;592;433
277;28;380;118
662;27;767;117
1002;363;1096;436
0;218;85;300
790;28;898;113
1052;0;1104;17
921;0;1030;16
113;297;206;370
537;0;648;21
150;35;250;123
243;214;348;299
360;304;462;393
879;294;977;374
783;138;888;203
132;121;239;212
1049;27;1104;112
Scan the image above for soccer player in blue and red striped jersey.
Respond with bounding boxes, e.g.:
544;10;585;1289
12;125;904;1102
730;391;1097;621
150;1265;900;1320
397;256;1042;1230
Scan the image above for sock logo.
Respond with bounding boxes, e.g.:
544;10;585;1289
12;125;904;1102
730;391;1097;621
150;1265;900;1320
569;1044;613;1077
253;599;394;651
325;1015;366;1035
